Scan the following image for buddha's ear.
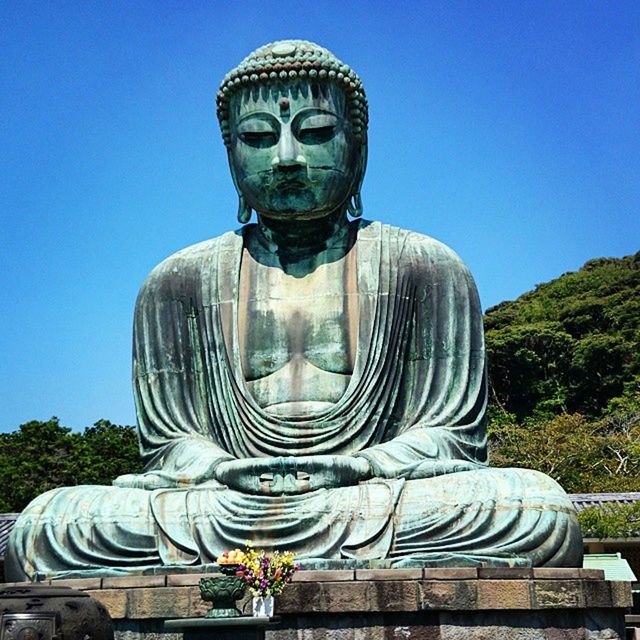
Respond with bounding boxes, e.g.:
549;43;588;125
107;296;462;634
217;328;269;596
227;149;252;224
347;142;368;218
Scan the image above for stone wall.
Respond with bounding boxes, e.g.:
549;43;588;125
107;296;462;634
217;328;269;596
2;568;633;639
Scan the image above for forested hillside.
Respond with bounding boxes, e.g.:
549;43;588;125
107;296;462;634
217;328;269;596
486;251;640;419
485;251;640;494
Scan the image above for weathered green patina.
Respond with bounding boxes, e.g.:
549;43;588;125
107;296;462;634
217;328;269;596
6;41;582;580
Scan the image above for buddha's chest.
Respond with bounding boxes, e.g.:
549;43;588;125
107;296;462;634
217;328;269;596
238;249;358;381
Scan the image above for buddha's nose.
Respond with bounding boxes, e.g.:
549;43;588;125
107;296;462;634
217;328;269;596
272;127;306;171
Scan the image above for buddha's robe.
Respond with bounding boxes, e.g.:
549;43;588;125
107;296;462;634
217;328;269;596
5;221;582;580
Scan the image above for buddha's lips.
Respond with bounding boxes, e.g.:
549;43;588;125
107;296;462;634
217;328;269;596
267;167;343;188
268;175;312;191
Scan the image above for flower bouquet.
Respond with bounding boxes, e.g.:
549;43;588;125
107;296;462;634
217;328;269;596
217;542;300;617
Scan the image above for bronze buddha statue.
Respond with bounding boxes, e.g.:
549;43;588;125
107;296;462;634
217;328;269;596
6;40;581;580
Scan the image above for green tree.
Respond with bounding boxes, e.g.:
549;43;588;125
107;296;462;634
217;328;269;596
578;502;640;539
488;392;640;493
0;418;143;512
0;418;76;512
486;323;574;419
71;419;143;486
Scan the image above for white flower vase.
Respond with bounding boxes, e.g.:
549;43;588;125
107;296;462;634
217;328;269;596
252;595;274;617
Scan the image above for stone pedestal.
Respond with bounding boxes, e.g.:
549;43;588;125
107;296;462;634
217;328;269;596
164;616;276;640
2;568;632;639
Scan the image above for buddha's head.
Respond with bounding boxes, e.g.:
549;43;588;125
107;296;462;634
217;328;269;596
217;41;368;223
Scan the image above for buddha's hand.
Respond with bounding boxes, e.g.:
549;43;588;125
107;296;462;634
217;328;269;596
214;455;372;495
113;472;179;490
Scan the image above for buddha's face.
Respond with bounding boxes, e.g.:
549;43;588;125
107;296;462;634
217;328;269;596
228;82;359;220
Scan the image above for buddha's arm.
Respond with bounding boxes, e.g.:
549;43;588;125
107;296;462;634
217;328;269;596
118;245;234;489
354;424;486;480
355;234;488;480
114;436;233;489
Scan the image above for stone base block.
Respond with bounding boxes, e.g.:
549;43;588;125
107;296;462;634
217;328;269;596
270;611;626;639
4;568;632;639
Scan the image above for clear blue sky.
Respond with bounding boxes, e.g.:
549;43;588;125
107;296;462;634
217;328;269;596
1;1;639;433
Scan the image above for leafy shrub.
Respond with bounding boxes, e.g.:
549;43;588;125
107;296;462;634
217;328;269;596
578;502;640;539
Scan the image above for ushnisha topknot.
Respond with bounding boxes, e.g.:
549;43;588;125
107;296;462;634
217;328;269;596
216;40;369;148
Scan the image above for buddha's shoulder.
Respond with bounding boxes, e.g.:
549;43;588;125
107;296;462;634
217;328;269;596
137;230;242;297
153;230;241;269
358;220;470;273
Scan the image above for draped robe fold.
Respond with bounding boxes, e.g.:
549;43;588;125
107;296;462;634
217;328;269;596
5;221;582;580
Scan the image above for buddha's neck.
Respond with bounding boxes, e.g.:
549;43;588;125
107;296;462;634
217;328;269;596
255;209;351;259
